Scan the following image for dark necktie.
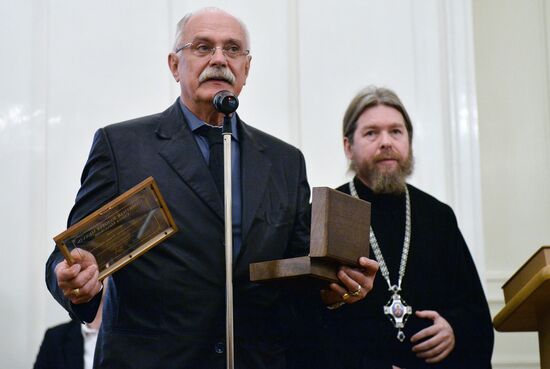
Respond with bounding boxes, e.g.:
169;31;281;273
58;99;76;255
197;124;224;196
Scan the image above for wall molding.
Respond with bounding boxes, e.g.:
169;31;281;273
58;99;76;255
492;360;539;369
485;270;511;304
440;0;487;279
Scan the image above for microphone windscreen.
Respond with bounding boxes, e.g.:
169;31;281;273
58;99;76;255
213;90;239;115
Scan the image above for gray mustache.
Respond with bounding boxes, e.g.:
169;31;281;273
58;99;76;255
198;67;236;85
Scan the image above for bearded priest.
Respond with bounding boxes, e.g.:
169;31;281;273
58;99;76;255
321;86;494;369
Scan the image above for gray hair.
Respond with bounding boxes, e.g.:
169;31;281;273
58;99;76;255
172;7;251;52
342;86;413;144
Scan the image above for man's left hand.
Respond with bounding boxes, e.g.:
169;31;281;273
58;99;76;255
322;257;378;305
411;310;455;364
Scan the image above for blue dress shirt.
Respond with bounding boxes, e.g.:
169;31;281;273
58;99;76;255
179;99;243;257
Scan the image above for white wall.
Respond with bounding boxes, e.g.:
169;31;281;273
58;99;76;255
0;0;499;367
474;0;550;367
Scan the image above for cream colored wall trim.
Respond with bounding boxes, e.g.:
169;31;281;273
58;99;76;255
492;360;540;369
486;270;510;304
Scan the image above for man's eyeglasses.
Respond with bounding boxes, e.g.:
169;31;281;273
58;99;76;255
175;42;250;59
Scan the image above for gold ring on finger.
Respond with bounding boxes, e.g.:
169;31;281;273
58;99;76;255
72;288;80;297
342;292;350;301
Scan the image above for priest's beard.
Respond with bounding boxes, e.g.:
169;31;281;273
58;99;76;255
356;148;414;195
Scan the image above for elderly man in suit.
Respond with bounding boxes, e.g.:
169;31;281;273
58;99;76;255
45;7;377;369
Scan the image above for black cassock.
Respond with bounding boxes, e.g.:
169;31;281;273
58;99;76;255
315;177;494;369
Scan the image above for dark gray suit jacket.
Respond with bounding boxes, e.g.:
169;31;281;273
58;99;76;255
34;320;84;369
46;100;311;369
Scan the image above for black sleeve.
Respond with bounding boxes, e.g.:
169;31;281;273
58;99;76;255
441;208;494;368
280;150;333;368
284;150;311;259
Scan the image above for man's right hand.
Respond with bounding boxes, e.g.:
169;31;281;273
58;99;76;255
55;248;103;304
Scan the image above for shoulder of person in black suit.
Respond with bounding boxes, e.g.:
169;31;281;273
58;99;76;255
34;319;84;369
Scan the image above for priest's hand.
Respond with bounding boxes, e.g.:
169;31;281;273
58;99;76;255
55;248;103;305
321;257;378;307
411;310;455;364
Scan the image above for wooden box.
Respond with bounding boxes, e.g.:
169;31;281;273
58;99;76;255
309;187;371;264
249;187;370;285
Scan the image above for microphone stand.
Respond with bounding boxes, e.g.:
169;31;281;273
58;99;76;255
222;113;234;369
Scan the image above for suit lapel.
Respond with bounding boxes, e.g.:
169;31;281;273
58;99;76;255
157;100;223;220
155;104;270;238
239;121;271;241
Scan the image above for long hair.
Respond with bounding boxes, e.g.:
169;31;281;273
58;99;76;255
342;86;413;144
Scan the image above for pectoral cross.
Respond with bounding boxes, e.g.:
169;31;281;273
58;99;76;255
383;286;413;342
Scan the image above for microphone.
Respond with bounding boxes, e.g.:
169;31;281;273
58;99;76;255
213;90;239;115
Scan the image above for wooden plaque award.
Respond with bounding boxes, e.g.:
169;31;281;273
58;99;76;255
53;177;178;280
249;187;370;287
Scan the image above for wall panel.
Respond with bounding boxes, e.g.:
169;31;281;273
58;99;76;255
474;0;550;367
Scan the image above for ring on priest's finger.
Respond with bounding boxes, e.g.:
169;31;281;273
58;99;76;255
72;288;80;297
342;292;350;301
351;285;362;297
